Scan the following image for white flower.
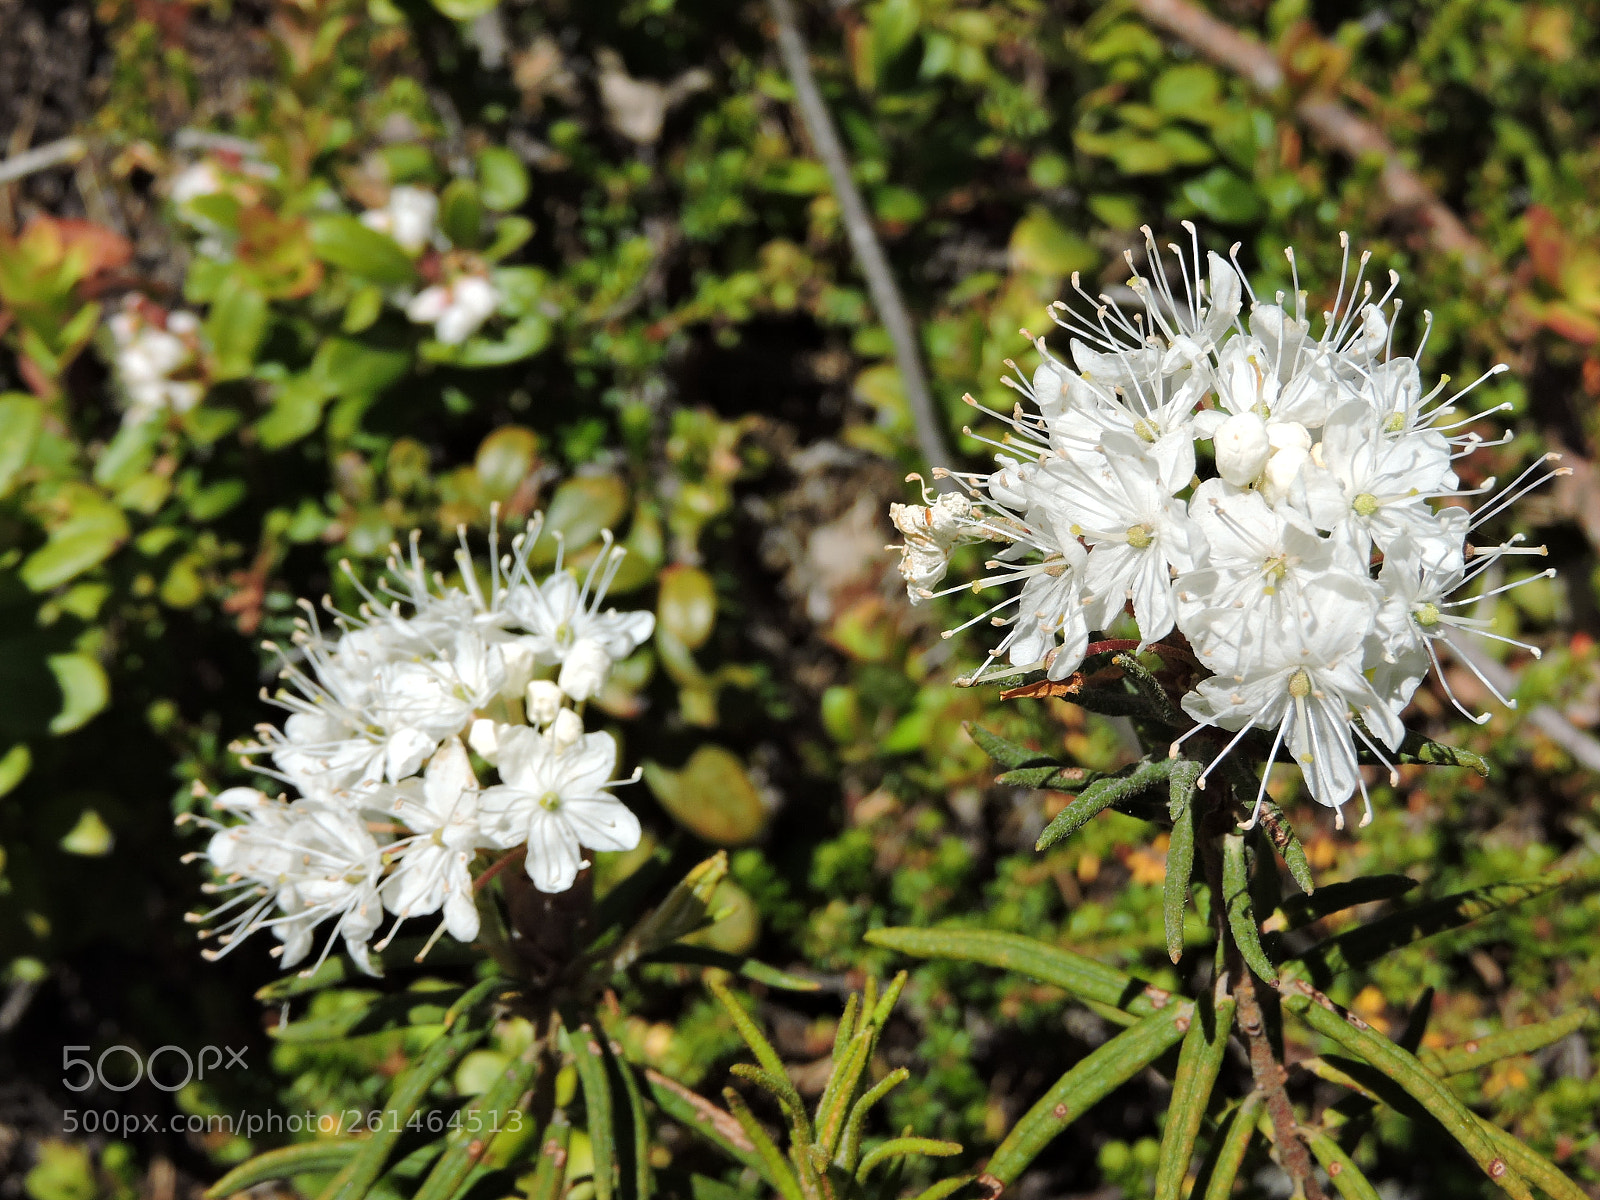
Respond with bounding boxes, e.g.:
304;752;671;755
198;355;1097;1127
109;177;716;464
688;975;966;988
408;275;500;345
901;228;1558;832
108;299;204;426
382;739;483;942
503;536;655;685
478;726;641;893
361;185;439;254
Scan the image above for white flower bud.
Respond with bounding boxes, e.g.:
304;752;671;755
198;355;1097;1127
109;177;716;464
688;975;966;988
1213;411;1271;486
1266;419;1311;455
525;679;565;726
557;638;612;702
1261;445;1309;505
468;717;500;761
548;707;584;750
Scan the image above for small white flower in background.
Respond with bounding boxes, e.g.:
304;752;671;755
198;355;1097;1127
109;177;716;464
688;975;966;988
904;225;1563;829
360;185;439;254
407;273;500;345
108;299;204;426
170;160;224;207
185;512;654;973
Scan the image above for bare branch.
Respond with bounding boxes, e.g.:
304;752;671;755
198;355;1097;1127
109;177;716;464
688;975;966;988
764;0;955;481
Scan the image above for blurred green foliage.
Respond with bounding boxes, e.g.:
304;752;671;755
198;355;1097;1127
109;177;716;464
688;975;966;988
1;0;1598;1196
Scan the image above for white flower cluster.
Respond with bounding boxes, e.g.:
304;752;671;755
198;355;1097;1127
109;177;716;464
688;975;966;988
360;184;502;346
109;298;204;426
892;229;1558;829
186;517;653;976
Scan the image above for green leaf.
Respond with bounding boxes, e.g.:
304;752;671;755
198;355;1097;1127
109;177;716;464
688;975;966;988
1477;1118;1590;1200
93;419;162;490
256;372;333;449
309;215;419;286
1256;799;1314;894
1274;874;1418;932
205;1142;360;1198
1194;1092;1262;1200
599;1038;650;1200
22;507;129;591
643;746;768;847
321;977;504;1200
966;724;1057;771
1165;770;1197;965
1008;206;1097;277
59;808;113;855
647;1069;776;1187
206;276;269;380
1155;981;1236;1200
565;1021;617;1200
311;337;410;396
484;216;535;263
987;1003;1193;1183
864;926;1173;1018
1286;873;1574;988
528;476;630;565
0;742;31;798
525;1113;572;1200
1305;1129;1383;1200
706;979;803;1117
1152;64;1222;116
430;0;499;18
1223;833;1277;984
1420;1007;1593;1077
639;945;819;991
270;988;463;1042
1113;653;1182;726
414;1042;542;1200
658;565;716;651
0;393;42;497
440;179;486;249
1285;987;1533;1200
46;653;108;733
1036;758;1176;850
1394;729;1491;776
475;425;539;502
477;147;531;212
1182;167;1263;225
856;1137;961;1181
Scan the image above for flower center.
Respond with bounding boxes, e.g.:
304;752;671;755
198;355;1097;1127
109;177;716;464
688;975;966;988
1288;667;1312;698
1131;417;1159;443
539;791;562;811
554;622;574;650
1261;554;1289;583
1413;602;1441;628
1382;412;1405;433
1125;523;1154;550
1352;492;1381;517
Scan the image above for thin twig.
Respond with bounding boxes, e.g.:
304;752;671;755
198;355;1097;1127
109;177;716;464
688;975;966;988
1128;0;1486;274
0;136;88;186
764;0;954;480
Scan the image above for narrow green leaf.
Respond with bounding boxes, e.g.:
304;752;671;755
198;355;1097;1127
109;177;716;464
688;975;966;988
723;1088;805;1200
646;1069;773;1184
1305;1129;1383;1200
966;724;1057;770
987;1003;1193;1183
525;1113;571;1200
413;1041;542;1200
1287;874;1573;988
855;1137;961;1182
205;1141;358;1197
837;1068;908;1173
864;926;1173;1017
707;978;806;1121
1395;728;1490;776
1255;799;1314;894
1274;875;1419;932
906;1176;978;1200
600;1036;651;1200
638;945;820;991
1155;981;1236;1200
1195;1092;1263;1200
1113;653;1182;725
815;1032;873;1159
1479;1118;1589;1200
1285;987;1532;1200
1036;759;1176;850
1165;764;1199;964
995;764;1106;789
271;988;464;1042
1223;834;1277;985
1420;1008;1593;1077
567;1023;616;1200
321;976;503;1200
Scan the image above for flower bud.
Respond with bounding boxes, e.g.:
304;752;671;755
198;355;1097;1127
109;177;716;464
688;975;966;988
1261;445;1309;504
548;707;584;750
1213;411;1271;486
557;638;612;702
1266;419;1311;454
468;717;499;761
525;679;565;726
